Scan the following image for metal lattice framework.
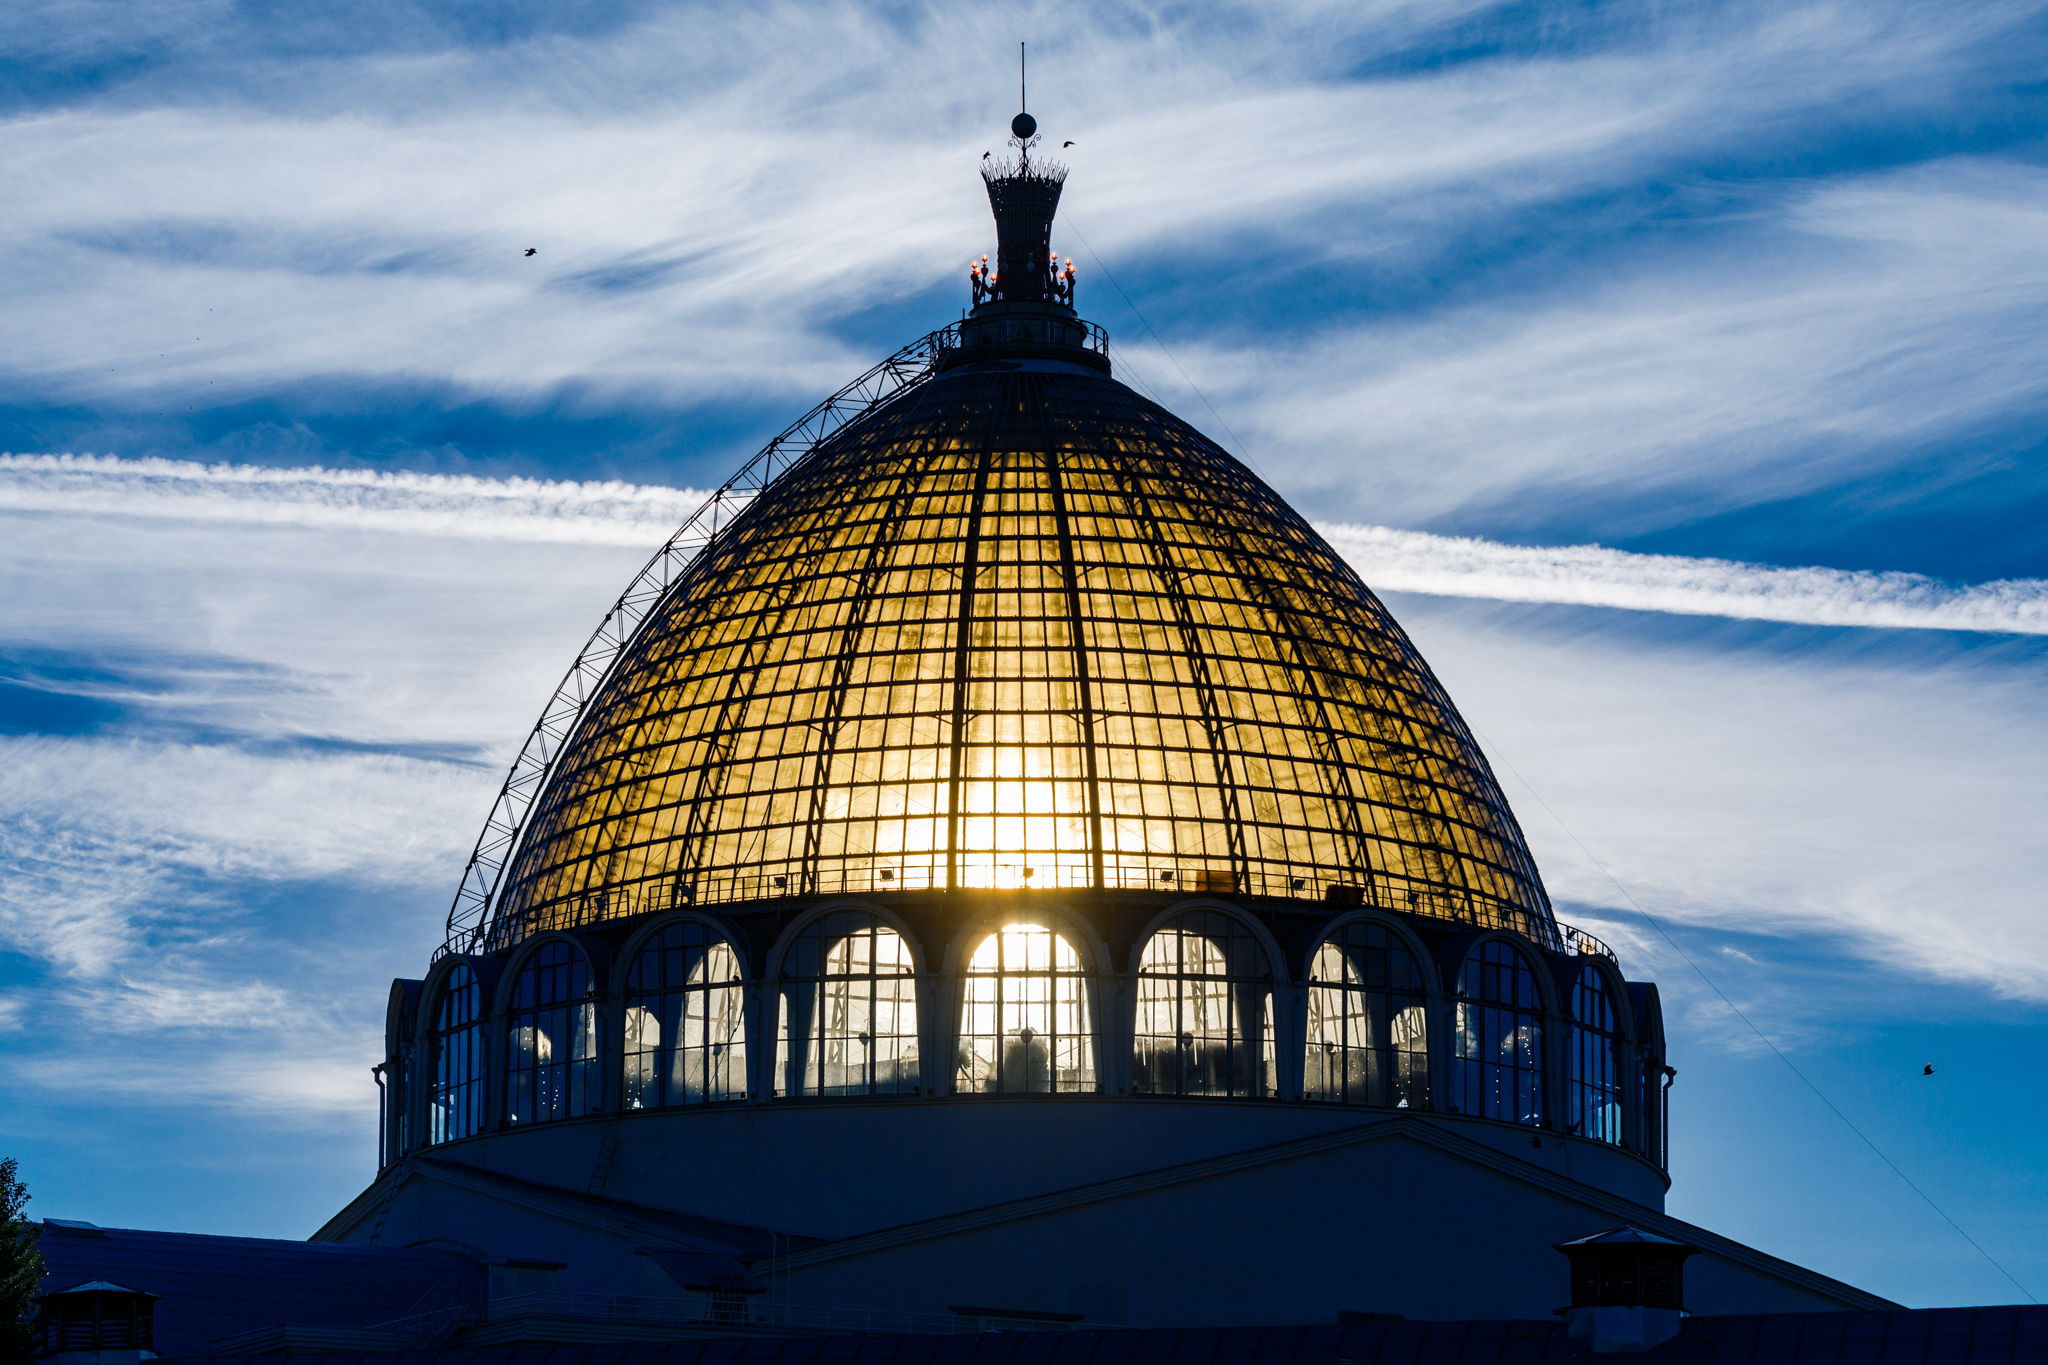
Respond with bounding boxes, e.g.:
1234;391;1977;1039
441;326;960;956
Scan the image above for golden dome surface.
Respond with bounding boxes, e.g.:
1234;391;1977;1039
488;357;1553;944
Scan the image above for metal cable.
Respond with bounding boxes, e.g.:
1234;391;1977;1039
1477;733;2040;1305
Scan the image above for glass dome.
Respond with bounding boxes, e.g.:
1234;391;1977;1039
486;358;1553;946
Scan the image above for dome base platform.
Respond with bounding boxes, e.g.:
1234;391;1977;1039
319;1102;1885;1328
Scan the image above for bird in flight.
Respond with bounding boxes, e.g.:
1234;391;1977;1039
982;151;991;160
1922;1064;1936;1076
1062;140;1075;148
524;247;538;257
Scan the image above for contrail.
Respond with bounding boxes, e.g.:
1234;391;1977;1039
5;453;2044;635
1320;523;2048;636
0;453;707;546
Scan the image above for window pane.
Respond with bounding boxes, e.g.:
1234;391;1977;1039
1453;940;1545;1127
506;942;597;1125
624;924;748;1108
1304;922;1428;1108
777;913;920;1097
1569;968;1624;1145
957;924;1095;1093
1132;910;1273;1098
429;964;483;1144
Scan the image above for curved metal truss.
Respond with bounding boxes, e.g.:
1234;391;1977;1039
441;325;961;956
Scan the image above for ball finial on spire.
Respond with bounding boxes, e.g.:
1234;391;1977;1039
1011;111;1036;139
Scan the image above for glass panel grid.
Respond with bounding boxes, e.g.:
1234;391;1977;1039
490;370;1552;947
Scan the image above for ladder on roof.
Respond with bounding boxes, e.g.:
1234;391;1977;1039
586;1120;623;1198
440;325;959;957
365;1160;403;1245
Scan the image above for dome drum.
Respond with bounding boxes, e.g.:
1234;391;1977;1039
381;891;1666;1181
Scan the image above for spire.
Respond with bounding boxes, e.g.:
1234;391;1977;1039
971;111;1074;310
944;89;1105;375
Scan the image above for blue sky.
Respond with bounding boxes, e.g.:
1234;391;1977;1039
2;0;2045;1311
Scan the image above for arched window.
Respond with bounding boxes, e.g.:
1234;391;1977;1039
957;923;1095;1093
1453;940;1545;1126
428;965;484;1144
625;923;747;1108
776;912;920;1096
506;941;597;1124
1569;967;1624;1144
1133;910;1274;1097
1305;921;1428;1107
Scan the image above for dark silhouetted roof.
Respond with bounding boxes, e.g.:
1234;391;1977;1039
404;1155;811;1257
38;1220;485;1356
39;1279;157;1297
144;1304;2048;1365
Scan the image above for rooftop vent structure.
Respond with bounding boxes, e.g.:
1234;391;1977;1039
1555;1227;1697;1353
33;1281;160;1364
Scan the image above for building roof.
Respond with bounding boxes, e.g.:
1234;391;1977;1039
147;1306;2048;1365
39;1279;156;1298
37;1220;485;1357
395;1155;818;1258
487;358;1554;947
1560;1228;1697;1249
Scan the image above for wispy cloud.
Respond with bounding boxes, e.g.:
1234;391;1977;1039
0;734;486;977
9;1036;376;1119
64;977;296;1035
0;732;485;1118
1192;157;2048;536
8;453;2042;635
2;0;2035;415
